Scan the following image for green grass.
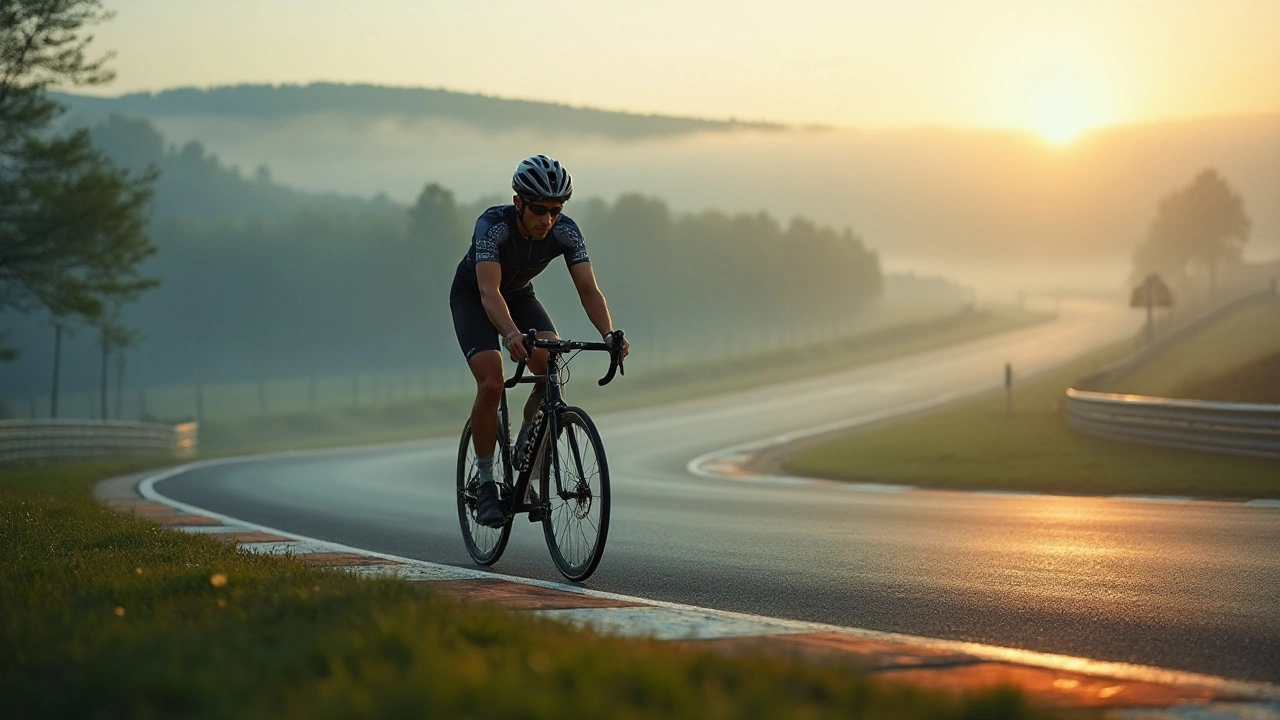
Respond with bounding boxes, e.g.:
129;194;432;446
1115;300;1280;398
0;461;1059;720
192;306;1052;457
1180;349;1280;403
783;342;1280;498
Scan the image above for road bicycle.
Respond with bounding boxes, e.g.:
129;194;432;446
456;329;624;582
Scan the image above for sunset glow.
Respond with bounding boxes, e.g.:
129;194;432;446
85;0;1280;133
1033;91;1094;145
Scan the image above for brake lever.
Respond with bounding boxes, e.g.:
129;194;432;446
597;330;625;386
503;329;539;388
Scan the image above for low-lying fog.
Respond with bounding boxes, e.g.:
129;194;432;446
144;111;1280;299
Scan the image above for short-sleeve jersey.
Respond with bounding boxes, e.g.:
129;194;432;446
450;204;589;297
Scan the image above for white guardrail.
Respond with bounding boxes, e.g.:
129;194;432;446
0;419;198;466
1065;390;1280;460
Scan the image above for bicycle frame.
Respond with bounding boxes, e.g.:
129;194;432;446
500;331;623;519
499;355;564;518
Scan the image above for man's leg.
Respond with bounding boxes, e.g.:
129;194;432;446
522;330;558;421
467;350;506;527
467;350;504;459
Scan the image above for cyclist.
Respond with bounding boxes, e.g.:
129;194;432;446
450;154;630;528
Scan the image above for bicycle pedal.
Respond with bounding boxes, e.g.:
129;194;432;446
527;504;548;522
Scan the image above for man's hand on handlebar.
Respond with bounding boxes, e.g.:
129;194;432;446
604;330;630;361
503;330;529;362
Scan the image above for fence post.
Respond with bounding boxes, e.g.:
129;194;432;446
50;323;62;419
1005;362;1013;417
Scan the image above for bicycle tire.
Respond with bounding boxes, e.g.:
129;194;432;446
456;417;512;565
541;406;610;582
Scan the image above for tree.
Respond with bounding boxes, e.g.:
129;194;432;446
1132;168;1251;298
408;182;463;245
0;0;158;360
93;307;143;419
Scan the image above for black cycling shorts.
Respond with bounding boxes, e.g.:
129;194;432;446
450;287;557;360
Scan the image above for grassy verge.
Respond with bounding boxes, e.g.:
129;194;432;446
196;306;1052;457
782;343;1280;498
1180;349;1280;403
1113;300;1280;398
1;461;1057;719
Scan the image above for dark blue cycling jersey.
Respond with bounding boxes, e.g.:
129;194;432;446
450;204;589;297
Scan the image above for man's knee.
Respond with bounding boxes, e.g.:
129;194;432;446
468;351;505;406
475;374;504;405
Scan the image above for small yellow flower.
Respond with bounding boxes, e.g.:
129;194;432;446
114;606;125;617
135;567;144;575
210;573;228;588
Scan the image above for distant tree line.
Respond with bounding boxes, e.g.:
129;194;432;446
1;112;882;396
55;82;784;141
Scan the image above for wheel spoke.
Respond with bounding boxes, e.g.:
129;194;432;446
542;409;610;581
457;420;511;566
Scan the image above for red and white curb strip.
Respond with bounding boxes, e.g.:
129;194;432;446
85;466;1280;718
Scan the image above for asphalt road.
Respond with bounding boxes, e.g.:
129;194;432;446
156;301;1280;683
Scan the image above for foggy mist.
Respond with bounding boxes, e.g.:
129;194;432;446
132;111;1280;297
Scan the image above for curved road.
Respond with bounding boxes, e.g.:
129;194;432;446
156;302;1280;684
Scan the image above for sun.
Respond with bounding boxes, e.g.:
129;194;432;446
1031;89;1091;145
1037;115;1087;145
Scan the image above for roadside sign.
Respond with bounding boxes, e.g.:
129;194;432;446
1132;274;1173;343
1131;274;1173;308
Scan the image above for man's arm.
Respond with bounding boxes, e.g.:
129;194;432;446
569;262;629;358
477;262;527;360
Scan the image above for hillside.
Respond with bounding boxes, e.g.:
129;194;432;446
52;84;1280;299
54;83;783;140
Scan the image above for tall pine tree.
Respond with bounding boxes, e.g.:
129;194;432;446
0;0;158;361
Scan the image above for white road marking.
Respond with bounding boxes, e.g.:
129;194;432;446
136;464;1280;705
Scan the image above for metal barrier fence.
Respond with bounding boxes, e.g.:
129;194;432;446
1065;389;1280;459
0;419;198;466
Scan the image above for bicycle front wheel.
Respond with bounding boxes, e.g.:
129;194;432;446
541;406;610;582
457;419;512;565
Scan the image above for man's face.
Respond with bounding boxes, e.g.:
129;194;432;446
515;196;564;239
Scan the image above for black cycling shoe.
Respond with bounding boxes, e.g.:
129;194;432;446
474;482;505;528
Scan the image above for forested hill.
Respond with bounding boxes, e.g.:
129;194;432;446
53;83;784;139
0;114;891;402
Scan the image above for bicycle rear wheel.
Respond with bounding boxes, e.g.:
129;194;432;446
541;406;610;582
457;418;512;565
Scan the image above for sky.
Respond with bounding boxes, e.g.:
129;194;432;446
84;0;1280;143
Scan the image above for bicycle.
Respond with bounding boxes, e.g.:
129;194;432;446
456;329;625;582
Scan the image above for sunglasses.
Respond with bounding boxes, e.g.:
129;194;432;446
523;201;564;218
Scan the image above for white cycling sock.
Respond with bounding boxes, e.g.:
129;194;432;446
476;455;495;485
